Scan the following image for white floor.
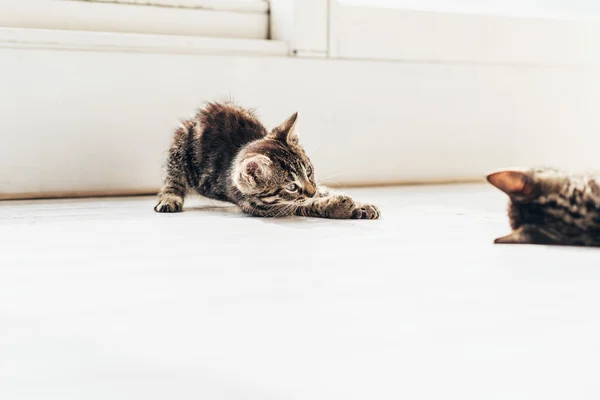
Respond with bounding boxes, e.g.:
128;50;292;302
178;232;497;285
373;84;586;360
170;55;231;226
2;185;600;400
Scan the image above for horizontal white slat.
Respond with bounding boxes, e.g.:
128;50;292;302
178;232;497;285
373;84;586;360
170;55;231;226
0;28;286;56
330;1;600;66
0;0;268;39
82;0;269;13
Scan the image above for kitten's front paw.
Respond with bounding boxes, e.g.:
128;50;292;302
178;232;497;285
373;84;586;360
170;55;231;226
351;203;381;220
324;196;380;219
325;195;357;219
154;194;183;213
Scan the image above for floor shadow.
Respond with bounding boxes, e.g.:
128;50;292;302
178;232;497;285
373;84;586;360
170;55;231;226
183;204;363;229
184;205;243;215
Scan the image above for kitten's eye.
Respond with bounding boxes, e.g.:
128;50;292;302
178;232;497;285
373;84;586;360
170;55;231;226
285;183;299;192
307;166;313;177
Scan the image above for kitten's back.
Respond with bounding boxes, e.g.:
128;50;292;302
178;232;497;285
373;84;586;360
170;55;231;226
196;102;267;145
191;102;268;202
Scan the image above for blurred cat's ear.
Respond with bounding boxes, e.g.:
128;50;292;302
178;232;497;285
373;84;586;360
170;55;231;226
487;170;534;198
495;227;553;245
239;154;272;187
494;230;533;244
270;112;299;145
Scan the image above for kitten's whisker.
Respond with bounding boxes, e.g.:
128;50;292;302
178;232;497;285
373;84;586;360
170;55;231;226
318;172;346;184
276;202;299;218
272;205;286;218
281;203;298;217
269;202;288;218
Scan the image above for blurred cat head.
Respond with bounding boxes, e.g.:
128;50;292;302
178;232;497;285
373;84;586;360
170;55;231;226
487;167;600;245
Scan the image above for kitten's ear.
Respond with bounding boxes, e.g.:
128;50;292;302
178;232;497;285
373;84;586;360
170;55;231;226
239;154;272;187
494;231;532;244
495;227;552;245
487;170;534;198
270;112;299;145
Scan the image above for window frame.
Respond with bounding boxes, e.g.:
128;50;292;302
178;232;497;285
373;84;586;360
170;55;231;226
327;0;600;67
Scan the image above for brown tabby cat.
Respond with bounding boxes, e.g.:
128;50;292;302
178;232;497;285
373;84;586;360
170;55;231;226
488;168;600;246
155;102;380;219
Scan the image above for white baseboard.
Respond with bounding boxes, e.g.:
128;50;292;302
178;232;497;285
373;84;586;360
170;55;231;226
2;28;600;198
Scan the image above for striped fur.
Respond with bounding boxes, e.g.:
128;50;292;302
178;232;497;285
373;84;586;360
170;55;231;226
155;102;380;219
489;168;600;246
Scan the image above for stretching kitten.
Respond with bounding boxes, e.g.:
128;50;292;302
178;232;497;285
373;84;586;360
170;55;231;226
155;102;380;219
487;168;600;246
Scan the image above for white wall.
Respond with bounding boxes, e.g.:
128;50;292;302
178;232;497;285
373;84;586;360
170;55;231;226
3;41;600;198
3;1;600;199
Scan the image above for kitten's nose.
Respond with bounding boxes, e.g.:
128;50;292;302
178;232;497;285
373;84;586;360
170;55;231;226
305;184;317;198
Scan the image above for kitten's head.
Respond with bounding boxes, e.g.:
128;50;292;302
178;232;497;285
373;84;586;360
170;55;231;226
486;167;599;244
233;112;317;205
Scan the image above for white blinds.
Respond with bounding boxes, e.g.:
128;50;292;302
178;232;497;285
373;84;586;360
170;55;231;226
0;0;270;39
84;0;269;13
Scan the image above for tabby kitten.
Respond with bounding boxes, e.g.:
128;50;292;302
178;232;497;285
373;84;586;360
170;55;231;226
487;168;600;246
154;102;380;219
